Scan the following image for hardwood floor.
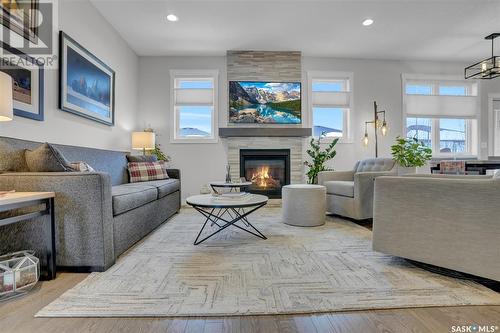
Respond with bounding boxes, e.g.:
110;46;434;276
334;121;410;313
0;273;499;333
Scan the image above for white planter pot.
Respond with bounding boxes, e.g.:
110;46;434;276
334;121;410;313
397;165;417;175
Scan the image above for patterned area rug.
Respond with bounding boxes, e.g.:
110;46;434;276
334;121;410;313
37;208;500;317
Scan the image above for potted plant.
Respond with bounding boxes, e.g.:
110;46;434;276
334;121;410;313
391;136;432;175
304;132;339;184
144;127;171;163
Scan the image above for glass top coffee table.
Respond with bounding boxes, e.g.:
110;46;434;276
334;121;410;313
186;194;268;245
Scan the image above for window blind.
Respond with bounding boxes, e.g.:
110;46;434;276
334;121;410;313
404;78;478;119
311;78;351;108
405;95;477;118
311;91;350;108
174;78;214;106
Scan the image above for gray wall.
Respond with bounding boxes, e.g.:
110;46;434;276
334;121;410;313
0;0;139;152
138;55;500;201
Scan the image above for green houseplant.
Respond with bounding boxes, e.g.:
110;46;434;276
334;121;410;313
144;127;171;162
304;132;339;184
391;136;432;174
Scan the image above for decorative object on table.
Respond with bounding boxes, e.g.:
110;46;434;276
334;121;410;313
439;160;467;175
304;131;339;184
209;181;252;195
362;101;388;157
59;31;115;126
200;184;211;195
128;161;169;183
0;0;39;43
24;143;74;172
391;136;432;175
225;164;232;183
131;131;155;155
0;192;56;280
0;71;13;121
0;42;44;121
465;33;500;80
0;250;39;300
186;194;268;245
144;127;170;162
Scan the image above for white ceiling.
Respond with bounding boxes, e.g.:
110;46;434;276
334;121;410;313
90;0;500;62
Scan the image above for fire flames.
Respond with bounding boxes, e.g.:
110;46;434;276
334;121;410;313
251;166;279;189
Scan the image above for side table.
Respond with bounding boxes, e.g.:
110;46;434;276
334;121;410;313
0;192;56;280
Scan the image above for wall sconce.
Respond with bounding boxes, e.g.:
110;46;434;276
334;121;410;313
362;101;388;157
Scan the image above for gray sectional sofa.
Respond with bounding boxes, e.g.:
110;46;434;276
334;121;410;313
0;136;180;272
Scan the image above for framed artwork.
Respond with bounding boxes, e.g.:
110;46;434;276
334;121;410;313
0;41;44;120
0;0;39;43
59;31;115;126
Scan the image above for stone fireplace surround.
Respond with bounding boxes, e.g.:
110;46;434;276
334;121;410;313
225;137;305;186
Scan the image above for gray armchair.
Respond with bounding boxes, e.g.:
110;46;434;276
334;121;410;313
373;173;500;282
318;158;396;220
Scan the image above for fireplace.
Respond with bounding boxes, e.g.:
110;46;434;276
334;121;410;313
240;149;290;198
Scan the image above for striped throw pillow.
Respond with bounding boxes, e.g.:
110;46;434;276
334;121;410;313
128;161;169;183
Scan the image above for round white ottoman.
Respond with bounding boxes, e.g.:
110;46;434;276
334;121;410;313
282;184;326;227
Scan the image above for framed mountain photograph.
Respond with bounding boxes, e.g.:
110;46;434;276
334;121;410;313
59;31;115;126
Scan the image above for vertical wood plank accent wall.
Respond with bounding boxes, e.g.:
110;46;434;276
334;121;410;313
227;51;301;82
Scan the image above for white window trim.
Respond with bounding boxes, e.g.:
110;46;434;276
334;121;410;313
307;70;353;143
169;69;219;144
488;93;500;157
401;73;480;157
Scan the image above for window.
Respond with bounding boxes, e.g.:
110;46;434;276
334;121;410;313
489;96;500;156
309;72;352;141
170;70;218;143
406;85;432;95
402;75;478;156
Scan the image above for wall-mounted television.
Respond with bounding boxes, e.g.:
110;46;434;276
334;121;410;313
229;81;301;124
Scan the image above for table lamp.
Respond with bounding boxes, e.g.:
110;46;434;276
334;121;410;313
0;71;13;122
132;131;155;155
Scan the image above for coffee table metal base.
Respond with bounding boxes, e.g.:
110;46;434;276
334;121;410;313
191;204;267;245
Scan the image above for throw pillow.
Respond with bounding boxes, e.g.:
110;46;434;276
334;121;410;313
128;161;169;183
0;141;29;172
126;154;158;163
493;169;500;179
69;161;95;172
25;143;74;172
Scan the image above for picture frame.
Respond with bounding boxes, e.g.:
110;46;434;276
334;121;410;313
0;41;44;121
0;0;39;44
59;31;115;126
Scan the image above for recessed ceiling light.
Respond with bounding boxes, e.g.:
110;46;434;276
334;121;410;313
362;18;374;26
166;14;178;22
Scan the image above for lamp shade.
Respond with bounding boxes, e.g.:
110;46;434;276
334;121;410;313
0;72;13;121
132;132;155;150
